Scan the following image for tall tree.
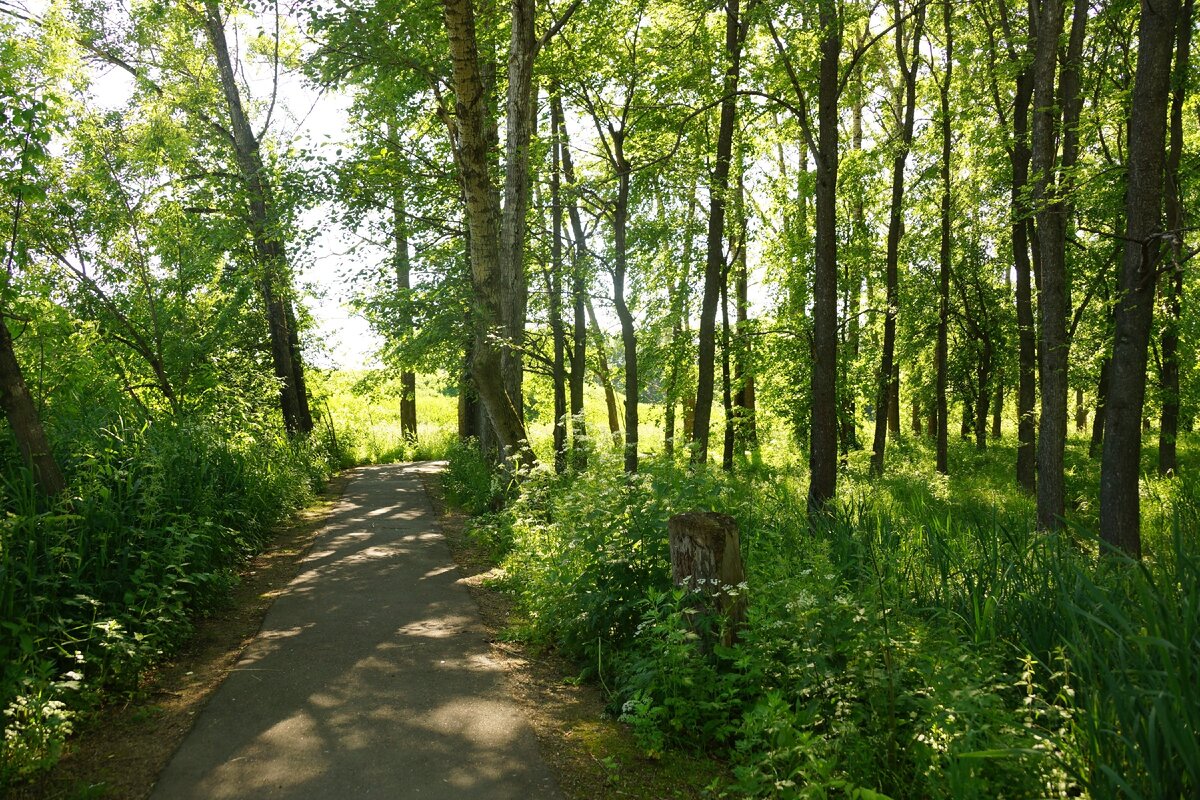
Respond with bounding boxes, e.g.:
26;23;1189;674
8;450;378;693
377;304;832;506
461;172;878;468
1158;0;1193;476
936;0;952;474
1100;0;1182;558
202;0;314;436
441;0;580;464
693;0;750;465
870;0;925;477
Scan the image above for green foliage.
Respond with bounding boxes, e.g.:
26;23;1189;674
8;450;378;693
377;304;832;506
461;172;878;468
447;435;1200;799
0;419;338;784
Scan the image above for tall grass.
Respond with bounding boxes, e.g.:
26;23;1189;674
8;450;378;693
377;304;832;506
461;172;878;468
0;419;339;784
452;430;1199;799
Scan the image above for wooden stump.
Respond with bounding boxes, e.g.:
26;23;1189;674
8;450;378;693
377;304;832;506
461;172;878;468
667;511;747;645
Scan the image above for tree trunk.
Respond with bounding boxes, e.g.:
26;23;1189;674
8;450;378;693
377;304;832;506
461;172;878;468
1030;0;1067;528
809;0;841;512
553;92;589;469
441;0;533;465
1012;69;1037;494
548;104;568;473
693;0;745;466
202;0;311;436
1158;0;1192;477
1075;386;1087;433
721;267;735;471
390;166;418;442
975;341;991;450
585;297;623;448
665;193;697;457
733;174;757;450
1100;0;1180;558
668;511;747;646
871;1;925;477
936;0;952;476
612;141;638;474
0;316;65;497
1089;358;1109;458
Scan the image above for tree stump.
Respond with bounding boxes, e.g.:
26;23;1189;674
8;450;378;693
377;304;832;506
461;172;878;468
667;511;747;645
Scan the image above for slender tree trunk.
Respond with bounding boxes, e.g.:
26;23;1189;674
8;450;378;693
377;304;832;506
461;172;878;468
390;164;418;442
1090;358;1109;458
553;93;589;468
1075;386;1087;433
667;193;699;456
694;0;745;465
871;1;924;477
807;0;841;512
442;0;532;463
975;342;992;450
1101;0;1181;558
721;269;735;470
1012;70;1037;493
733;174;757;449
586;297;623;447
936;0;952;475
1159;0;1192;476
0;315;65;496
203;0;311;435
993;267;1010;439
612;141;638;473
548;105;568;473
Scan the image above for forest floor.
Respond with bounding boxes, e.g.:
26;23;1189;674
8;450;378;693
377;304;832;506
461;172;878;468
12;463;721;800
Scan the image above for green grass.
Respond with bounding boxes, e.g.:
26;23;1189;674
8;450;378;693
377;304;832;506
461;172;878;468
438;395;1199;800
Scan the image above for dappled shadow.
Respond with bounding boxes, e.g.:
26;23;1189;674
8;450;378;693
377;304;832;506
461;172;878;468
150;462;560;800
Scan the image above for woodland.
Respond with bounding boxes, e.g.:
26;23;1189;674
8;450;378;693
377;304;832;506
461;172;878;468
0;0;1198;797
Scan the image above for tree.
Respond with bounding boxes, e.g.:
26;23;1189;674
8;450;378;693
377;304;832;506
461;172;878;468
1100;0;1182;558
1158;0;1193;476
693;0;752;466
0;21;66;497
870;0;926;477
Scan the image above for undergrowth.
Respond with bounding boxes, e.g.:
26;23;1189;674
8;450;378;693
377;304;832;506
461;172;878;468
0;418;341;785
449;434;1199;799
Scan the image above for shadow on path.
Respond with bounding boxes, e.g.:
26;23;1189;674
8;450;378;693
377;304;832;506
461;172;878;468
150;462;562;799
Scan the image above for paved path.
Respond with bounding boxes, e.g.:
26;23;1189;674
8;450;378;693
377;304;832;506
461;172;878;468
151;463;562;800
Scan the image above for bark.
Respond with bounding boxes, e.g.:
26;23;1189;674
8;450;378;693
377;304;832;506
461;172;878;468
553;93;589;468
586;296;623;448
665;194;697;456
668;512;747;646
202;0;311;436
442;0;532;464
548;104;568;473
1032;0;1087;531
1158;0;1192;476
871;0;925;477
975;341;992;450
1013;72;1037;493
721;267;735;471
1089;357;1109;458
0;315;65;496
612;136;639;473
391;172;418;442
1075;386;1087;433
809;0;841;512
1100;0;1181;558
936;0;952;475
693;0;745;465
498;0;537;431
733;175;757;449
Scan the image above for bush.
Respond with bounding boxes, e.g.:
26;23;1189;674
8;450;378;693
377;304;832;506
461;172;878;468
0;418;337;784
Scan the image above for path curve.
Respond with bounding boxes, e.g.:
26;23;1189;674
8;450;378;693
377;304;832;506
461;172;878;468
150;462;562;799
